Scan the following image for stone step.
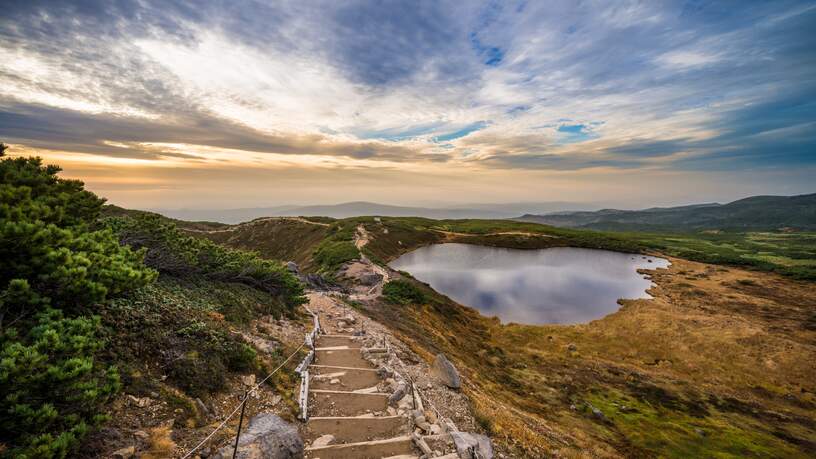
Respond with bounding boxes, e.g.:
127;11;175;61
315;348;373;369
306;415;408;444
310;366;382;391
309;390;389;417
316;335;361;348
305;435;415;459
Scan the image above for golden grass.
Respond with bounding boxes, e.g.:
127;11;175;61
140;426;177;459
364;256;816;457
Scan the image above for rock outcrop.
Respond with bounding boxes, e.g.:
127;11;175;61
431;354;461;389
451;431;494;459
213;413;303;459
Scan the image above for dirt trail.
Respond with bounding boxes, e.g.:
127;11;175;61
302;292;463;458
431;228;557;239
348;225;390;301
183;217;330;234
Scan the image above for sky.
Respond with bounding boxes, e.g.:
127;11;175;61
1;0;814;210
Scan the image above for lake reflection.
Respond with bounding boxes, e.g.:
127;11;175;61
389;244;669;325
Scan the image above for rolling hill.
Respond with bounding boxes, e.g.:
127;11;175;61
151;201;599;223
516;193;816;231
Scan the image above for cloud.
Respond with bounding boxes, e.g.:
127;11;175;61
0;0;814;189
0;101;439;163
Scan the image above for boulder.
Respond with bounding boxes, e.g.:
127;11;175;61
451;432;494;459
285;261;299;273
358;272;383;286
431;354;461;389
388;383;408;406
213;413;303;459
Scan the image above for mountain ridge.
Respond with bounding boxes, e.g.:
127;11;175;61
516;193;816;231
151;200;600;223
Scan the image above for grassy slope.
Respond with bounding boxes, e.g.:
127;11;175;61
151;213;815;456
79;210;310;455
187;218;332;269
345;217;816;457
82;274;307;455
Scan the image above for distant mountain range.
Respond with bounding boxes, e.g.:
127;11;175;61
152;201;600;224
515;193;816;231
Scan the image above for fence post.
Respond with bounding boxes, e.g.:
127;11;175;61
232;391;249;459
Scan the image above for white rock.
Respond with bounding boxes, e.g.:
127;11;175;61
311;434;335;448
111;446;135;459
241;374;256;387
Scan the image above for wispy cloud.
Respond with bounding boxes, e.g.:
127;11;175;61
1;0;814;207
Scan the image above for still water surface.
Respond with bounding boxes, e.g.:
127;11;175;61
389;243;669;325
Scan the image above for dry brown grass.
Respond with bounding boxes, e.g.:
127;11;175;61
140;426;176;459
363;256;816;457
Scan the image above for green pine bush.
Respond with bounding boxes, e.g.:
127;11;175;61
0;144;155;458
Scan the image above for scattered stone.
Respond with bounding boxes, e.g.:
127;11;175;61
195;398;209;416
567;343;577;352
587;403;606;420
329;378;340;385
111;446;135;459
358;273;382;286
695;428;707;437
430;424;442;435
311;434;335;448
127;395;152;408
213;413;303;459
241;374;256;387
388;383;408;406
242;334;279;354
451;432;493;459
377;367;394;378
431;354;461;389
133;430;149;440
286;261;299;273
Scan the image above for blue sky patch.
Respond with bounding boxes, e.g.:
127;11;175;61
556;123;598;144
433;121;489;142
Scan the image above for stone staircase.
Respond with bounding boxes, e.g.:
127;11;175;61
300;293;485;459
304;315;418;458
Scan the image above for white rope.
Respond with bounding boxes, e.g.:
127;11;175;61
181;302;321;458
180;341;305;459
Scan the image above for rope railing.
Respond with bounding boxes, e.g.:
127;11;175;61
180;303;321;459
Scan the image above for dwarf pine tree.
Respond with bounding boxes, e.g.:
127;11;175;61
0;144;156;458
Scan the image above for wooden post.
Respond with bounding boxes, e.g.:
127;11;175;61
232;391;248;459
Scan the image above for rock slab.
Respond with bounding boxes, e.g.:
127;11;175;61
451;432;494;459
213;413;303;459
431;354;461;389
